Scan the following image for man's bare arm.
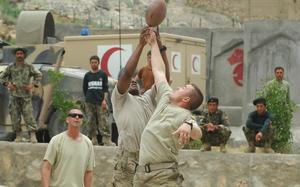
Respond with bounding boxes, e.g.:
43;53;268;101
117;27;148;94
84;170;93;187
146;30;167;85
41;160;52;187
156;32;170;83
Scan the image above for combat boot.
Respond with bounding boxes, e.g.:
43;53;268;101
201;143;211;152
14;132;22;142
245;141;255;153
219;144;227;153
30;131;37;143
91;136;98;145
263;143;274;153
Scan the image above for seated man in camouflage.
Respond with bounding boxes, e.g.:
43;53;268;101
200;97;231;153
243;97;274;153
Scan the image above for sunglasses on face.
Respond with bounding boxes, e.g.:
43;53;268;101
68;113;84;119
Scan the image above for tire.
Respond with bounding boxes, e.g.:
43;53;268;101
47;110;67;138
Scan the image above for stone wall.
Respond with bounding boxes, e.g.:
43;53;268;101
185;0;300;21
0;141;300;187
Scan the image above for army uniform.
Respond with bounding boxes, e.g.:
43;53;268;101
111;85;156;187
0;62;42;141
134;82;195;187
199;109;232;151
83;69;112;145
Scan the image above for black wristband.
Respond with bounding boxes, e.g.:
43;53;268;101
160;45;167;52
184;119;194;130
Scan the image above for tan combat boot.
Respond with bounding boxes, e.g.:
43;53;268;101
91;136;98;145
263;143;274;153
14;132;22;142
219;144;227;153
30;131;37;143
245;141;256;153
201;143;211;152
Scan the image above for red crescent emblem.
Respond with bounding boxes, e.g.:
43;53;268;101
228;48;244;87
192;56;199;73
172;54;178;70
100;47;124;77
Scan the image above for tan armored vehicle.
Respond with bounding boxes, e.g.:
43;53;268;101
0;11;117;142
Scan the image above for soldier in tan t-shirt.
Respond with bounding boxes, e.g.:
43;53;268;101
111;27;170;187
133;29;204;187
41;108;95;187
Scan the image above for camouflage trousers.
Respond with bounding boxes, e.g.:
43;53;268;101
201;126;232;146
133;162;183;187
9;96;37;132
85;102;109;138
242;126;275;147
112;148;139;187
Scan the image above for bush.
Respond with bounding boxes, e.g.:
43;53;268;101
48;69;79;121
0;0;21;24
257;81;297;153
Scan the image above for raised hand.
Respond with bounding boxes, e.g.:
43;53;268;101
172;123;192;145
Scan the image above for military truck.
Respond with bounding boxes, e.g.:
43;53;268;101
0;11;117;142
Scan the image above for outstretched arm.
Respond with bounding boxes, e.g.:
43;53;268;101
172;121;202;145
117;27;148;94
146;29;167;85
156;30;170;83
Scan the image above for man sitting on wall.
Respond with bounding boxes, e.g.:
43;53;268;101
200;97;232;153
243;97;275;153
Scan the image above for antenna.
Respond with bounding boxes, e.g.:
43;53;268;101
118;0;122;70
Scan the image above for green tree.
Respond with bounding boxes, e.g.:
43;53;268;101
257;81;296;153
48;70;79;121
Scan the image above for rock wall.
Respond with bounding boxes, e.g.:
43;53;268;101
0;141;300;187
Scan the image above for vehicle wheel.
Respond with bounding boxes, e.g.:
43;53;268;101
47;110;66;138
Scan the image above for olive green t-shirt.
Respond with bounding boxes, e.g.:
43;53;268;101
111;86;156;152
43;131;95;187
138;82;192;165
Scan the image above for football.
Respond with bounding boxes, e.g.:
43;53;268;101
145;0;167;27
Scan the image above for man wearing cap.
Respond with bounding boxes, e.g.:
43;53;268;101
199;97;231;153
243;97;274;153
0;47;42;143
41;108;95;187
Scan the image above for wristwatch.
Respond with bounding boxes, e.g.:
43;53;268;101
160;45;167;52
184;119;195;130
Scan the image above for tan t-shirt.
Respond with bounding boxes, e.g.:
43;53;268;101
44;131;95;187
139;82;192;165
111;86;156;152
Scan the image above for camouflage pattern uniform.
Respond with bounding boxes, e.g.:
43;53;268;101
85;103;110;141
0;62;42;132
199;109;232;146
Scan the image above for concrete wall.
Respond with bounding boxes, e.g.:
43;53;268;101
206;29;244;126
1;142;300;187
243;21;300;124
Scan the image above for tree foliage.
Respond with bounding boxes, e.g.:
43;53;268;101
257;80;297;153
48;69;78;121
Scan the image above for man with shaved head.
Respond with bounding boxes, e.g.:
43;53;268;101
41;108;95;187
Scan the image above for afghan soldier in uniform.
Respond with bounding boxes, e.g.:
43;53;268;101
243;97;274;153
200;97;232;153
0;47;42;143
83;55;113;146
